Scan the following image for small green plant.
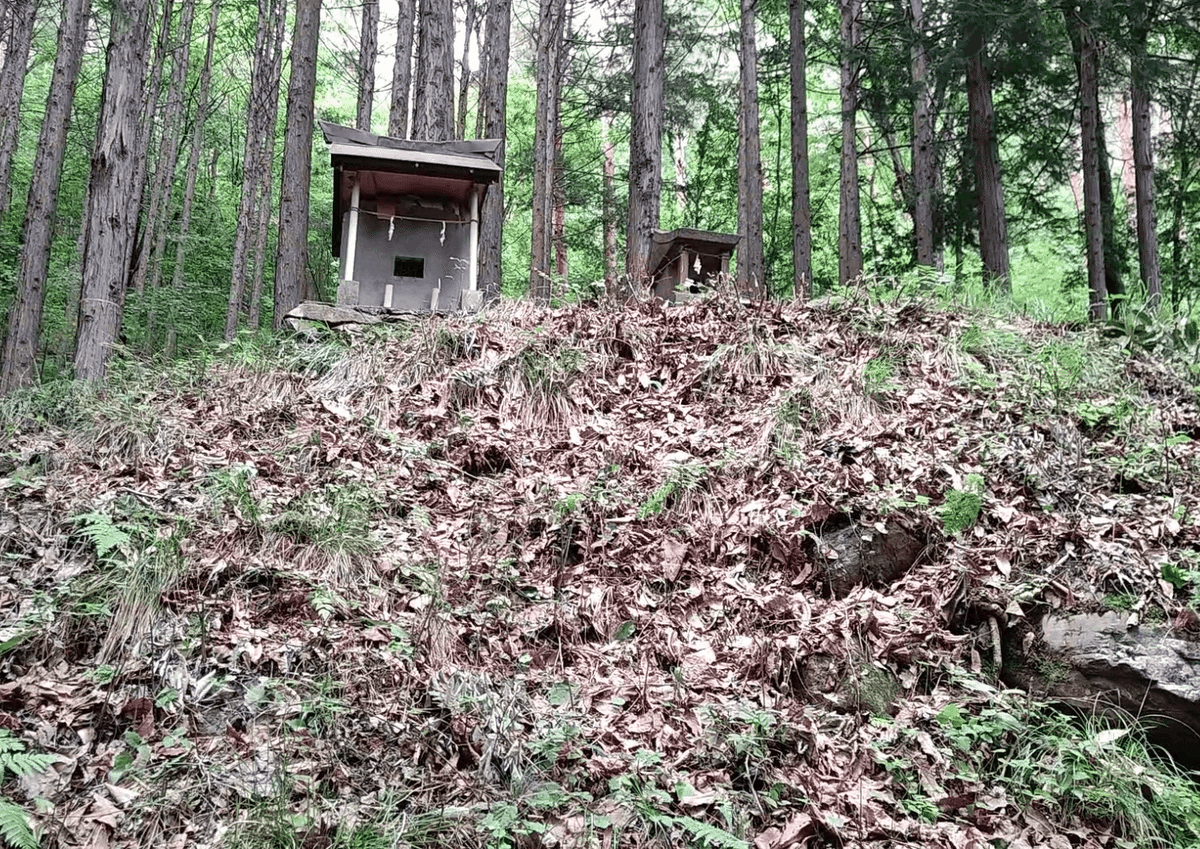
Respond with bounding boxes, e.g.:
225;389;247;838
942;474;984;535
638;462;707;519
0;731;56;849
206;464;261;524
272;483;379;558
1101;592;1137;612
863;355;899;398
479;802;545;848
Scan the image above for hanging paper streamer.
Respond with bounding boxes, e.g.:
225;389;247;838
440;222;446;246
388;216;395;241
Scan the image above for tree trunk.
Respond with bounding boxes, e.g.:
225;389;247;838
672;130;686;212
472;8;486;139
529;0;563;302
625;0;663;286
910;0;935;268
357;0;378;131
476;0;510;297
74;0;153;382
132;0;197;296
1130;22;1160;308
272;0;320;327
224;0;281;340
412;0;454;140
456;0;475;138
1066;5;1107;321
124;0;176;290
788;0;811;297
0;0;38;219
838;0;863;285
1096;100;1126;314
964;22;1010;290
601;111;618;287
247;150;275;330
165;0;218;355
737;0;764;294
0;0;90;394
388;0;416;137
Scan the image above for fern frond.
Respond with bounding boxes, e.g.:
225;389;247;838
0;752;55;778
677;816;749;849
0;797;37;849
70;512;130;561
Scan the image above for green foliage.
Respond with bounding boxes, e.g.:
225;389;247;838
942;474;985;535
272;483;379;557
863;355;900;398
0;731;55;849
70;512;132;562
638;462;707;519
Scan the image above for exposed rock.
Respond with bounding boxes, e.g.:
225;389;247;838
816;523;924;597
285;302;383;326
1010;611;1200;768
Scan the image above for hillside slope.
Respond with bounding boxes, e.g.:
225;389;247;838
2;290;1200;849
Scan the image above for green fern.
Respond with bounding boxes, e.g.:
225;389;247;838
0;732;54;849
70;512;131;561
677;816;749;849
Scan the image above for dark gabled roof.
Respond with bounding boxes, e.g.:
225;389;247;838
649;228;739;277
320;120;502;179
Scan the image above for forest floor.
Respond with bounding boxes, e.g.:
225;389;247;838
3;287;1200;849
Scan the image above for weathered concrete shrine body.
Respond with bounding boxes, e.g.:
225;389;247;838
322;122;502;313
648;228;739;304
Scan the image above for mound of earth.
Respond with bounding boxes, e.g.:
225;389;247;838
1;291;1198;848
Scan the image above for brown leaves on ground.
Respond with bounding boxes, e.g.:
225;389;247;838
1;291;1198;848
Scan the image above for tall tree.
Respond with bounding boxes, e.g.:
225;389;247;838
910;0;935;268
272;0;321;326
388;0;416;137
963;16;1009;290
412;0;454;140
132;0;197;296
0;0;37;218
456;0;476;138
626;0;664;286
737;0;764;293
788;0;811;297
1129;3;1161;307
0;0;91;393
74;0;154;381
357;0;379;130
476;0;510;296
225;0;284;340
838;0;863;285
165;0;219;355
1064;2;1107;320
601;111;618;287
529;0;564;302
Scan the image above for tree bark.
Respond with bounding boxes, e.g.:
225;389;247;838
964;21;1010;290
910;0;935;268
456;0;475;139
412;0;454;140
1096;101;1126;314
737;0;764;294
74;0;153;382
838;0;863;285
357;0;378;131
788;0;811;297
625;0;663;287
272;0;320;327
224;0;282;340
165;0;218;355
388;0;416;137
247;149;275;330
529;0;563;302
1066;5;1107;320
132;0;197;296
601;111;618;287
1130;20;1160;308
0;0;38;219
0;0;90;394
476;0;510;297
472;8;486;139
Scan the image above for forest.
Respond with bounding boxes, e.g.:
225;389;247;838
0;0;1197;389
